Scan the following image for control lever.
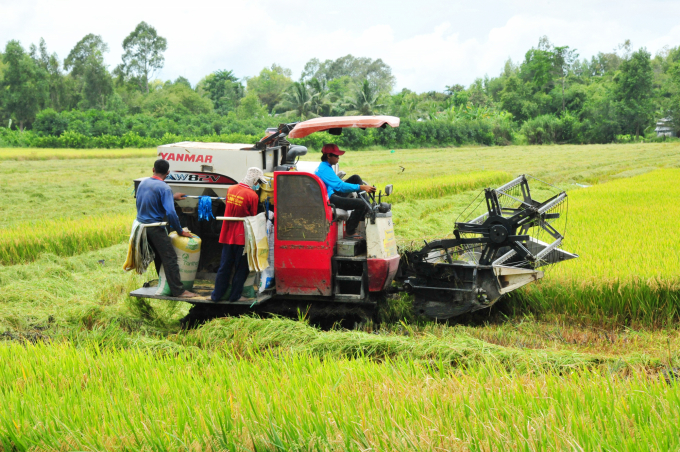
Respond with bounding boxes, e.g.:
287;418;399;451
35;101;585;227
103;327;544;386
357;190;378;223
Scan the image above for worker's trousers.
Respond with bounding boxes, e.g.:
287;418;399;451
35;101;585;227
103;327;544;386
146;226;185;297
330;174;368;235
211;244;250;301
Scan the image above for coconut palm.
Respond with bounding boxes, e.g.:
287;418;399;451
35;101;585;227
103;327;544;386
274;82;316;119
342;80;385;116
307;78;333;116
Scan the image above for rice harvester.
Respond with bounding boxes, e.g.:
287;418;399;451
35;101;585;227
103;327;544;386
130;116;577;323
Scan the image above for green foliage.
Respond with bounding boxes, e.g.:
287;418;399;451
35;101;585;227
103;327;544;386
519;112;580;144
301;54;396;95
139;80;213;116
275;81;316;118
117;21;167;93
29;38;69;112
1;40;48;131
64;34;113;109
342;80;385;115
613;48;654;137
3;33;680;148
288;118;513;150
197;69;244;114
246;64;293;112
32;108;68;136
235;92;268;119
307;78;334;116
1;116;515;150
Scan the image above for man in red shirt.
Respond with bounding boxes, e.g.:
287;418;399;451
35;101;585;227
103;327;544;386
211;167;266;302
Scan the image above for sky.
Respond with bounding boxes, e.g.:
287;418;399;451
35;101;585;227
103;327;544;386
2;0;680;93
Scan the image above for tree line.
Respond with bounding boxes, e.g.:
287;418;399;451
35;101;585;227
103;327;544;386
1;24;678;148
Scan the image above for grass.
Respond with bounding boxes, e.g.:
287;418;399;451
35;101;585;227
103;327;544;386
510;169;680;327
324;145;680;327
1;242;679;367
384;170;511;203
0;147;156;161
1;143;680;449
307;141;680;244
1;339;679;451
0;214;132;265
331;141;680;185
0;157;151;229
550;169;680;282
0;156;152;264
0;244;151;332
1;144;679;322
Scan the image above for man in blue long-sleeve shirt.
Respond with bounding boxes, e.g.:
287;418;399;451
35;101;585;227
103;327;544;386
136;159;197;298
315;144;376;238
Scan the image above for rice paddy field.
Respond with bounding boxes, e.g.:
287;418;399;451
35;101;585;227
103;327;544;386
2;142;680;450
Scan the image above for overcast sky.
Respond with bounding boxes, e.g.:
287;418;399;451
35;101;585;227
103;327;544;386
2;0;680;93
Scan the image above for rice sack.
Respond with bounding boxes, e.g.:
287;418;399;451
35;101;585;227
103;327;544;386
156;230;202;295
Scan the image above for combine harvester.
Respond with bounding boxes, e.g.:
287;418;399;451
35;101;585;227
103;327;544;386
130;116;577;324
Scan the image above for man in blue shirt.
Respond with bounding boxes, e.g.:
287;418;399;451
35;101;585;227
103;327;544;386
315;144;376;238
136;159;197;298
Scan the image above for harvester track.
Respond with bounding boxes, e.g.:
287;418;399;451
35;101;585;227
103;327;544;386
180;298;377;330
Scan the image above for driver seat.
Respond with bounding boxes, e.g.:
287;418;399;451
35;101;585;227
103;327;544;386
333;208;351;222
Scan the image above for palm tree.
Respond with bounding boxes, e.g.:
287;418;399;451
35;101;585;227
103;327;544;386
274;82;316;119
394;94;422;121
342;80;385;116
307;78;333;116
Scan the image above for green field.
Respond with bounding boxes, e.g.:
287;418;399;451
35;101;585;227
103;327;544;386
1;143;680;450
0;147;156;161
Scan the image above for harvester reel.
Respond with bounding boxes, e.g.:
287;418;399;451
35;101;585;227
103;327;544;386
400;175;578;319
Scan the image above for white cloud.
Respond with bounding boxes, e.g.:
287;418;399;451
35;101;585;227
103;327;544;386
2;0;680;92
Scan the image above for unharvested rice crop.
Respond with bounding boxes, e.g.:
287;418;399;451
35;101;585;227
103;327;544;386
1;339;678;451
514;169;680;326
551;169;680;282
385;170;511;202
2;144;680;450
0;214;131;265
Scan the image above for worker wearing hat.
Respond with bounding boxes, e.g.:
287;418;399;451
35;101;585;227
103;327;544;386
315;143;376;238
211;167;267;302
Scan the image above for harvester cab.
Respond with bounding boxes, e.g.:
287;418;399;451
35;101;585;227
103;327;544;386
130;115;577;323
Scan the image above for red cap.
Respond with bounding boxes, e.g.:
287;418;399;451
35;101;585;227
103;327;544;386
321;143;346;156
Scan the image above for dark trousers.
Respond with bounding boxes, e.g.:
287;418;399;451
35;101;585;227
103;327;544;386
330;174;368;235
146;226;184;297
211;244;250;301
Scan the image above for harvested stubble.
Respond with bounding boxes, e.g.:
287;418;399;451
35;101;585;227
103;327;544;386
1;338;679;451
0;214;131;265
0;157;149;229
0;243;178;333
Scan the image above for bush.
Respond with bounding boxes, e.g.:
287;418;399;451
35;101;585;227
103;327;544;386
33;109;69;136
0;109;518;150
519;113;580;145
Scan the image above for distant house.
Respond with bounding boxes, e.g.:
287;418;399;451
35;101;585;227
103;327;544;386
655;117;676;137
